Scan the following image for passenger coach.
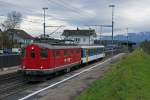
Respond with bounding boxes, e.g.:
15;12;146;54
81;45;105;63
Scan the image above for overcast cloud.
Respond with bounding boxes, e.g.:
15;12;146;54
0;0;150;38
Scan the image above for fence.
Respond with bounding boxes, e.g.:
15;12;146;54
0;54;21;68
105;49;123;57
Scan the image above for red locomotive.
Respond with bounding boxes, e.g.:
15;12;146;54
21;43;81;79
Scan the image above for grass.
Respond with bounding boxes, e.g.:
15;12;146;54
76;49;150;100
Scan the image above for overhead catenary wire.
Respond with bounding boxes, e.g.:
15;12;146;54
54;0;91;16
47;0;92;19
48;25;64;36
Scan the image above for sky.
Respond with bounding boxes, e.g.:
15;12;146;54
0;0;150;38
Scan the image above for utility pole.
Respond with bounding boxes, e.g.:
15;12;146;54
43;7;48;39
109;4;115;57
109;4;115;45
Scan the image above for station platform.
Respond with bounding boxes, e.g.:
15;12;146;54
0;66;20;75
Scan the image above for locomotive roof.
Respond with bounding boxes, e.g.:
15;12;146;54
30;43;81;49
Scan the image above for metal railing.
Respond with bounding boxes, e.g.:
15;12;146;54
0;54;21;68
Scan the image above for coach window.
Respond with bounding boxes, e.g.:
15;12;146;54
102;48;105;52
31;50;35;58
91;49;93;56
98;48;101;53
41;49;48;58
97;48;99;54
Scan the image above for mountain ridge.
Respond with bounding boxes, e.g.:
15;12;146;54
99;32;150;43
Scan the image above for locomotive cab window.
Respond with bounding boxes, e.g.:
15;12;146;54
40;49;48;58
21;48;26;57
31;50;35;58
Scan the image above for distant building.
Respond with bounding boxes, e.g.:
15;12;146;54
62;28;97;45
6;29;34;47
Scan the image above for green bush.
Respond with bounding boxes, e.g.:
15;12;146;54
140;40;150;54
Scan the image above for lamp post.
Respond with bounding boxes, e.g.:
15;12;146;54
109;4;115;44
43;7;48;39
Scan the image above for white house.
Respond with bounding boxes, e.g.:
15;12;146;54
6;29;34;47
62;28;97;45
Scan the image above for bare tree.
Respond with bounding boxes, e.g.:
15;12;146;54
0;32;12;48
0;11;22;48
1;11;22;31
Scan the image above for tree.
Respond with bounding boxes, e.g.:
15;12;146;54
1;11;22;31
0;32;12;48
0;11;22;47
140;40;150;54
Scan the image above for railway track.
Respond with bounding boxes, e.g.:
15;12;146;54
0;72;26;99
0;72;19;80
0;82;25;99
0;72;23;85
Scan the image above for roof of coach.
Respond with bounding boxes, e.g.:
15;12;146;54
81;45;104;49
28;43;81;49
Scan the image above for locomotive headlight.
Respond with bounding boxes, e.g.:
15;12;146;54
31;47;34;50
40;66;43;69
